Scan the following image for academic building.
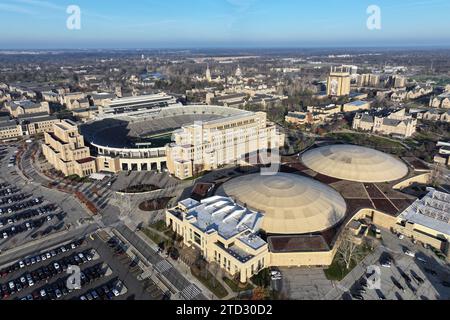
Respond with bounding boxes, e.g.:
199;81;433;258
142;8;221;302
166;196;268;283
327;66;351;97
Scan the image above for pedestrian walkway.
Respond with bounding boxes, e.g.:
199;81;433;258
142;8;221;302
324;246;384;300
114;223;208;300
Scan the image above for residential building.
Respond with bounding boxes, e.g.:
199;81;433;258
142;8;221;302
285;111;310;125
61;92;87;110
353;108;417;138
391;85;433;102
41;91;60;103
423;109;450;123
389;75;407;88
357;74;380;88
42;119;97;177
5;100;50;117
0;114;60;141
0;119;22;141
430;92;450;109
19;113;61;136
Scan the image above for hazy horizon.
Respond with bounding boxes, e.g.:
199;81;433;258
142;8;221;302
1;0;450;49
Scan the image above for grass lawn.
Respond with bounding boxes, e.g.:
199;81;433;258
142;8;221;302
142;228;164;245
326;132;406;154
151;220;167;232
324;245;374;281
191;269;228;299
223;277;254;292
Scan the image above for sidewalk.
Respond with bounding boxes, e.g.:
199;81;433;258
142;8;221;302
324;246;384;300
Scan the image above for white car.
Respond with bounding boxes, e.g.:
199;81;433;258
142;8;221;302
381;261;392;268
46;252;51;259
271;275;282;281
398;234;405;240
2;232;7;239
417;257;427;263
61;246;67;253
405;250;416;258
112;288;120;297
54;262;60;270
19;261;25;268
40;289;47;297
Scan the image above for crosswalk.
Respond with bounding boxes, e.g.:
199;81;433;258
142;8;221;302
181;284;202;300
155;260;172;273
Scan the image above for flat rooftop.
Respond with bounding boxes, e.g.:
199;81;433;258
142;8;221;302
183;196;265;242
268;235;329;253
399;188;450;236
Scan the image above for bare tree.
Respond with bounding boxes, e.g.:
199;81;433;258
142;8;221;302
336;228;365;270
429;163;445;188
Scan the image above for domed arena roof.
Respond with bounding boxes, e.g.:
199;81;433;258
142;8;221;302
219;173;347;235
301;144;408;183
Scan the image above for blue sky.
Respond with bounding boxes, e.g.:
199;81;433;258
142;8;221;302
0;0;450;49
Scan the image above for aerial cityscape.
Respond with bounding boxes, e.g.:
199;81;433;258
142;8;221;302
0;0;449;309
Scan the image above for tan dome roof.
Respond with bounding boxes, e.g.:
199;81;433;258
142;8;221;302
220;173;347;234
302;144;408;183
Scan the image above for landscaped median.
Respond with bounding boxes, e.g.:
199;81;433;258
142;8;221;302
223;277;254;293
324;243;374;281
191;264;228;299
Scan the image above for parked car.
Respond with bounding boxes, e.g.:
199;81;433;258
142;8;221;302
404;249;415;257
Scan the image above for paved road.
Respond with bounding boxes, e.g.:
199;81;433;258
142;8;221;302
0;223;99;268
115;224;206;300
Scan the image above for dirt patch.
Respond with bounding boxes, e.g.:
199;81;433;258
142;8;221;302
138;197;173;212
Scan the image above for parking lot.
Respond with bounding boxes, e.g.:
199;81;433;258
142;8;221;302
0;144;92;251
0;181;70;249
273;229;450;301
0;234;164;300
342;246;450;301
